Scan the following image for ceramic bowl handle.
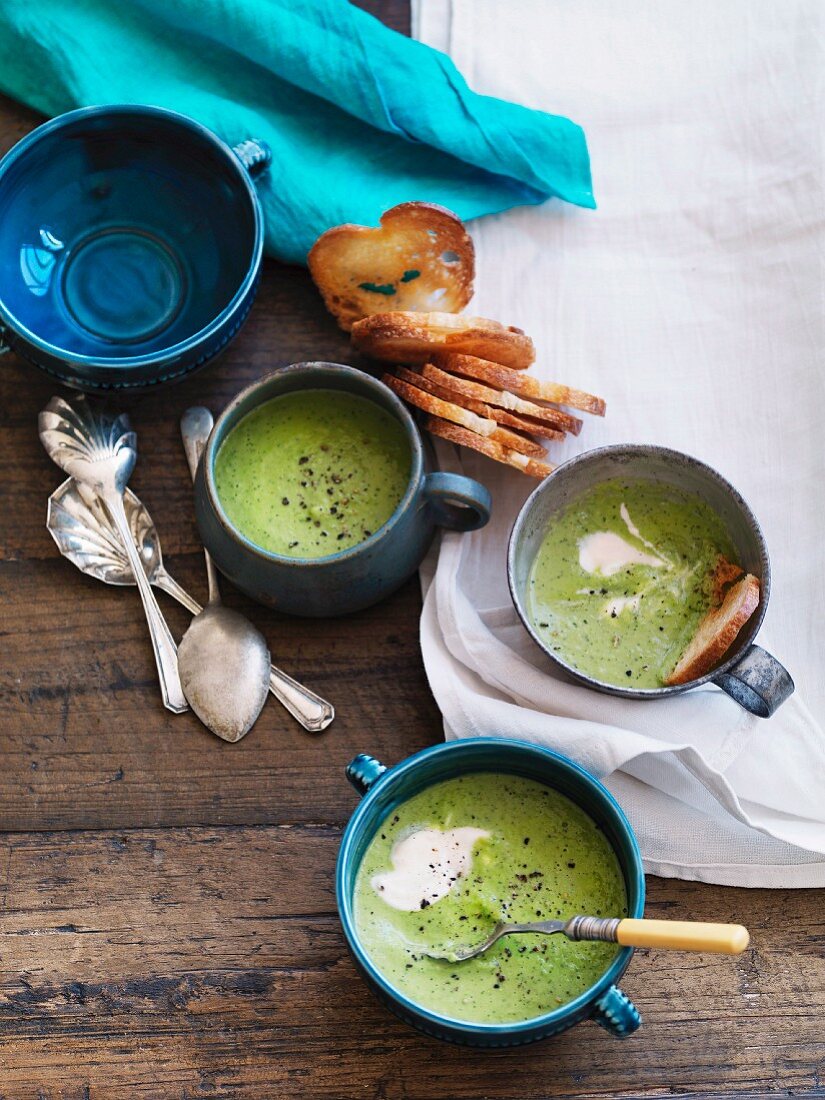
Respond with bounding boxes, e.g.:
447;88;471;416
592;985;641;1037
232;138;272;179
423;472;491;533
712;644;794;718
346;754;387;797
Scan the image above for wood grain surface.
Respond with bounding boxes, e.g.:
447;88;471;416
0;2;822;1096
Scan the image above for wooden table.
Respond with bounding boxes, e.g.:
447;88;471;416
0;6;823;1095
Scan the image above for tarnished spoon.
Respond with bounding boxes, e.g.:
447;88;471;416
46;478;336;733
47;478;199;612
176;407;271;742
38;395;188;713
425;915;750;963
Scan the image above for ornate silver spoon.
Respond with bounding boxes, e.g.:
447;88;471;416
47;478;198;611
47;478;336;733
38;395;188;714
176;407;270;742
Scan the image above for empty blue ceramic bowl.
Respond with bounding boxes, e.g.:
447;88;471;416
0;105;269;389
337;738;645;1047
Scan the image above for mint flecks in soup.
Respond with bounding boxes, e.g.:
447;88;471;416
527;478;740;688
214;390;410;559
354;773;626;1025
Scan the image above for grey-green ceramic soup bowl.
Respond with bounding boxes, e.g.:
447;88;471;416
508;444;794;717
194;363;492;616
337;738;645;1047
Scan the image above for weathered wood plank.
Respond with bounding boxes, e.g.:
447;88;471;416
0;827;821;1098
0;558;438;831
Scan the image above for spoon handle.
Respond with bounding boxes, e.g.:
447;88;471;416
103;491;188;714
155;571;202;616
267;666;335;733
615;918;749;954
566;915;749;955
180;407;222;606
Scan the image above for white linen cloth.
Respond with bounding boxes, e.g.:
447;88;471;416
412;0;825;885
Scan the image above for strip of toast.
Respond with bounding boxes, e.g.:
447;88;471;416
426;417;555;479
434;352;606;416
308;203;474;331
352;312;536;370
382;374;546;458
394;367;566;443
711;554;745;599
665;574;760;685
420;362;583;436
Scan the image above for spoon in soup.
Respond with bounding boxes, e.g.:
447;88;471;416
425;914;750;962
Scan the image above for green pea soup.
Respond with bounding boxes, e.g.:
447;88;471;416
214;389;411;559
353;772;627;1025
526;478;740;688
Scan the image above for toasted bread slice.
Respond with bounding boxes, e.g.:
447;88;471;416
435;353;606;416
394;367;566;443
711;555;745;600
665;574;760;685
352;312;535;370
420;362;583;436
308;203;475;331
426;416;555;479
383;374;546;458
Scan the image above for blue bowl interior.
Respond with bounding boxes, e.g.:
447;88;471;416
338;740;644;1036
0;110;256;360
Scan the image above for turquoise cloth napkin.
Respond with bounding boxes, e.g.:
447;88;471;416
0;0;594;264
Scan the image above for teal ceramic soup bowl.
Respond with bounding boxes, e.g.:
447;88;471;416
336;738;644;1047
0;104;268;390
194;363;492;616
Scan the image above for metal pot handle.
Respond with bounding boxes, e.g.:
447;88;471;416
232;138;272;179
712;644;794;718
0;326;11;355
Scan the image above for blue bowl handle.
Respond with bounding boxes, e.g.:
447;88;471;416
423;472;491;533
712;644;794;718
233;138;272;179
346;754;387;797
593;985;641;1037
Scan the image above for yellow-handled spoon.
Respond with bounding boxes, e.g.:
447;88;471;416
425;914;750;962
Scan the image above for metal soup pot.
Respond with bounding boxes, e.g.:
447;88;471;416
193;363;491;616
0;105;269;390
508;444;794;717
336;738;644;1047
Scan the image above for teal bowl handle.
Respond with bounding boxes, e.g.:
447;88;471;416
593;985;641;1037
232;138;272;178
346;754;387;797
423;472;491;532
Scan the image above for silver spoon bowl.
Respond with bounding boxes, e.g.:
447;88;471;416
47;477;335;733
177;407;271;742
39;395;188;713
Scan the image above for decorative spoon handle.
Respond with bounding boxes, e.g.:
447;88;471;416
155;571;201;616
103;490;188;714
565;915;749;954
179;407;222;606
266;667;334;732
